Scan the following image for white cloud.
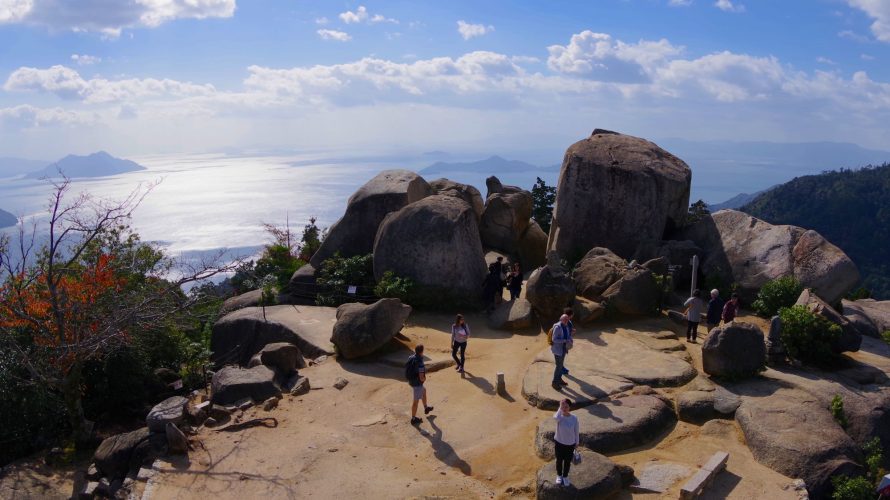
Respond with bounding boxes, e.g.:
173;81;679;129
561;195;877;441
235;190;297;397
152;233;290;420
0;104;94;128
339;5;367;24
547;31;682;82
457;20;494;40
316;29;351;42
845;0;890;42
669;0;693;6
714;0;745;13
816;56;837;65
4;65;217;103
861;53;875;60
370;13;397;24
71;54;101;66
0;0;235;35
838;29;870;42
315;16;328;25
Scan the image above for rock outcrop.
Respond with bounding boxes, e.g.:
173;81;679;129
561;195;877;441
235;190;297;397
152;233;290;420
146;396;188;433
488;298;535;330
701;322;766;378
309;170;431;268
479;188;532;252
679;210;859;304
796;289;862;353
517;220;548;271
525;253;575;326
373;195;486;308
535;450;629;500
330;299;412;359
572;247;626;301
93;428;152;480
210;365;282;405
251;342;306;374
843;299;890;337
601;267;659;316
547;129;692;261
429;178;484;221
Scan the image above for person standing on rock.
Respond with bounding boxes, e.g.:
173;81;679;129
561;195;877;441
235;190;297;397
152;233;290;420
451;314;470;373
722;293;739;324
551;314;572;390
507;263;522;301
706;289;724;334
561;307;576;376
407;344;433;425
553;398;580;487
683;289;704;343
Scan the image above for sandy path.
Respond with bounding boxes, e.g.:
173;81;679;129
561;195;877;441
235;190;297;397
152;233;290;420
141;309;800;500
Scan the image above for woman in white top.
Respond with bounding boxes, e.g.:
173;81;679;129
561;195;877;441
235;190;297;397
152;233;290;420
451;313;470;373
553;398;580;486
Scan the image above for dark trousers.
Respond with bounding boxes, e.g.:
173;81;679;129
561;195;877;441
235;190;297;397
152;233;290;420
452;341;466;368
555;442;575;477
686;321;699;341
552;354;565;383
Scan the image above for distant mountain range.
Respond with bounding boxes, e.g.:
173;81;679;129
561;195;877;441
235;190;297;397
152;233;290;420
708;187;775;211
420;155;543;176
0;157;50;177
26;151;145;179
740;163;890;299
0;208;16;228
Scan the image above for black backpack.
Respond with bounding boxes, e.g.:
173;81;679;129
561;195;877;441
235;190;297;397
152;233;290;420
405;355;420;383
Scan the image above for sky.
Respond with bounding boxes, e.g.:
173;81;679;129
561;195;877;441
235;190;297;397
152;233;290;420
1;0;889;160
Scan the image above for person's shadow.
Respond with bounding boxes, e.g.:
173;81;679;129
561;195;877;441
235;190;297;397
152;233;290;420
416;415;472;476
460;370;495;395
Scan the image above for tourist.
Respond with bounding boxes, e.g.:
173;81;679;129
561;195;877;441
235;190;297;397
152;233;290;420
407;344;433;425
705;289;724;334
482;263;501;312
507;262;522;300
683;289;704;343
553;398;580;487
494;256;506;304
551;314;573;390
451;314;469;373
562;307;576;376
722;293;740;323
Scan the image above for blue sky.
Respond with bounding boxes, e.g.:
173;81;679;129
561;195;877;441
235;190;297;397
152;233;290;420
1;0;889;159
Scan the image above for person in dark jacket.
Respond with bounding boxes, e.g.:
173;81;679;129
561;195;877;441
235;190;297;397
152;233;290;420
507;263;522;300
706;289;724;334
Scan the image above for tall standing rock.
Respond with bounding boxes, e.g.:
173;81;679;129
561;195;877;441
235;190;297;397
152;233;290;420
547;129;691;261
309;170;432;268
429;178;484;221
330;299;412;359
479;190;533;254
525;252;575;326
373;195;487;308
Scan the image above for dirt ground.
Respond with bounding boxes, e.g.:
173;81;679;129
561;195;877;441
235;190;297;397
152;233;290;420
0;307;805;500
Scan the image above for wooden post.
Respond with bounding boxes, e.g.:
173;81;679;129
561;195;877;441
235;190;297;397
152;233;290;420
496;372;506;395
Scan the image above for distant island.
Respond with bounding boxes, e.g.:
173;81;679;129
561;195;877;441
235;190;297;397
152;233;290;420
27;151;146;179
0;208;15;228
420;155;544;176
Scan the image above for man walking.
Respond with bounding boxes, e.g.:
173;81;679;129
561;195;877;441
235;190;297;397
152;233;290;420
551;314;572;390
407;344;434;425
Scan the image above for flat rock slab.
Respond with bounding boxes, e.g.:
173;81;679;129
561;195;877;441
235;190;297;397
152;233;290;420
210;365;281;406
535;395;676;459
211;305;336;367
535;450;625;500
522;361;633;410
146;396;188;433
735;388;863;499
622;330;686;352
676;388;741;423
631;463;692;493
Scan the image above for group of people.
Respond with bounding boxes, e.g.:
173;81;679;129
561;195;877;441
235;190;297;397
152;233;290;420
683;288;740;342
482;256;523;311
405;309;582;487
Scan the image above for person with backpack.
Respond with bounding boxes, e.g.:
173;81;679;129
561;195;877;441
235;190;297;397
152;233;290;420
722;293;739;323
550;314;572;390
553;398;580;486
451;314;469;373
406;344;434;425
683;289;704;343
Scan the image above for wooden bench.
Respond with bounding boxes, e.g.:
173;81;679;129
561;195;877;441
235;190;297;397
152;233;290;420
680;451;729;499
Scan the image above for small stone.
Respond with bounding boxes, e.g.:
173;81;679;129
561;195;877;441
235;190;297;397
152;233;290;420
204;417;218;428
310;355;328;366
263;397;278;411
86;463;100;480
327;447;338;453
333;377;349;390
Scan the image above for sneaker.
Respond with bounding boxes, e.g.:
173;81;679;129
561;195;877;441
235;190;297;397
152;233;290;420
563;477;571;487
562;367;569;375
558;379;569;386
458;366;464;373
424;406;434;414
454;364;460;371
555;476;563;485
410;417;422;425
551;382;563;391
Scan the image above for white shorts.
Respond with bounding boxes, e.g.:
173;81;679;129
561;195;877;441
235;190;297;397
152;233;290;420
411;384;426;400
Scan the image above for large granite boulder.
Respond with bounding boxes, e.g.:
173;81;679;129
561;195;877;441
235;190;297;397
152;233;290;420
146;396;188;433
796;289;862;353
219;289;263;315
479;189;533;255
373;195;486;309
210;365;281;405
701;322;766;378
210;305;335;368
547;129;691;261
679;210;859;304
518;220;548;271
535;450;628;500
572;297;605;326
93;428;151;480
525;253;575;326
735;389;863;499
429;178;484;221
309;170;432;268
843;299;890;337
281;264;318;306
634;239;702;290
254;342;306;374
488;298;535;330
535;395;676;458
330;299;411;359
601;267;659;316
572;247;626;300
841;300;879;338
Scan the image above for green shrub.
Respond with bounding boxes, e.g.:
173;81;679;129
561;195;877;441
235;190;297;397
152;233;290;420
830;395;848;429
316;253;375;306
374;271;414;303
882;331;890;345
752;276;804;317
779;305;842;367
863;437;885;481
255;243;305;290
831;475;874;500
